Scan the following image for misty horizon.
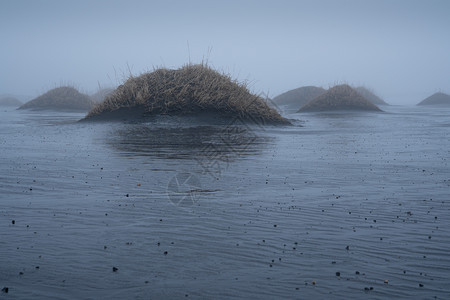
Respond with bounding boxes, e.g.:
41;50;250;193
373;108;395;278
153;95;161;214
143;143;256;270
1;0;449;105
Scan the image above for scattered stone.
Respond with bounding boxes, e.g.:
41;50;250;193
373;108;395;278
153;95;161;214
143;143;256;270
336;272;341;277
346;245;350;250
164;251;168;255
112;267;118;272
419;283;424;287
355;271;360;275
11;220;15;225
2;287;8;293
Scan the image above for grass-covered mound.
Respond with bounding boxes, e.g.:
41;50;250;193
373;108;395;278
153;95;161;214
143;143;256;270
19;86;93;111
354;86;388;105
298;84;382;112
417;92;450;106
84;64;288;124
0;96;22;107
273;86;326;108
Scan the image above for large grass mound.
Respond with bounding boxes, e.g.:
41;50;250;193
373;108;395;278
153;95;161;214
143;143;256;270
273;86;326;108
417;92;450;106
84;64;288;124
298;84;382;112
19;86;93;111
0;96;22;107
354;86;388;105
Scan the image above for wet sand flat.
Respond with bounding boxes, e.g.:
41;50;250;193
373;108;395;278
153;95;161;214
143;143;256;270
1;106;450;299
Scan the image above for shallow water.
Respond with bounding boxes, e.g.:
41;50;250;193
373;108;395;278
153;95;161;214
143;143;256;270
1;105;449;299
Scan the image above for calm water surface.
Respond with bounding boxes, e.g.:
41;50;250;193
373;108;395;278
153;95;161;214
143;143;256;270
1;105;449;299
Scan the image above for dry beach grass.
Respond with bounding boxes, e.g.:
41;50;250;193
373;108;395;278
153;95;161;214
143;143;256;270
84;64;289;124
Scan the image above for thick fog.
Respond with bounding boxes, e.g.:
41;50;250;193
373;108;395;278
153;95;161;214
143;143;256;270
1;0;449;104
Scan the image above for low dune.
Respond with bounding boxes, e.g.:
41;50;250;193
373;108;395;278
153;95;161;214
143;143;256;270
0;96;22;107
83;64;289;124
298;84;383;112
19;86;93;111
273;86;326;109
417;92;450;106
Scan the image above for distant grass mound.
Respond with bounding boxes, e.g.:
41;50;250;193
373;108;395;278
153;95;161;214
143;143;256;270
354;86;388;105
0;96;22;107
417;92;450;106
90;88;115;103
273;86;326;108
84;64;288;124
298;84;382;112
19;86;93;111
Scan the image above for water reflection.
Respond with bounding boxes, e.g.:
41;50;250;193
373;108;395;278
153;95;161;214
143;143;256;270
106;123;273;161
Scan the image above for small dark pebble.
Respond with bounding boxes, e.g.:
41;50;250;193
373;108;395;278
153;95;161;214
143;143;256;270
157;242;160;246
35;266;39;269
419;283;424;287
19;272;24;275
273;224;277;227
164;251;168;255
2;287;8;293
145;281;149;284
346;245;350;250
112;267;118;272
332;261;336;264
126;194;129;197
355;271;360;275
12;220;15;225
336;272;341;276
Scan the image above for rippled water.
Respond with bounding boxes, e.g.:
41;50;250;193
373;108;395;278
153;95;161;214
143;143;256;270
1;105;449;299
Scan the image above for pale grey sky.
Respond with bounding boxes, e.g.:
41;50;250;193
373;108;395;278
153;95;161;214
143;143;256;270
1;0;449;104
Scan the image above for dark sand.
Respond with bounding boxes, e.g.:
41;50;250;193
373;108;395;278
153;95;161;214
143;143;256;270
1;105;450;299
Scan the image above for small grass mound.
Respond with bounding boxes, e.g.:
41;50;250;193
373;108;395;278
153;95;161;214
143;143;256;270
354;86;388;105
298;84;382;112
0;96;22;107
84;64;289;124
19;86;93;111
417;92;450;106
273;86;326;108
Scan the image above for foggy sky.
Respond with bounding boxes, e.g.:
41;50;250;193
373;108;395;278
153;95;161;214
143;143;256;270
1;0;449;104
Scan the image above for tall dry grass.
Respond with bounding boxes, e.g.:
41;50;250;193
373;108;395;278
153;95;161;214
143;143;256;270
85;64;288;124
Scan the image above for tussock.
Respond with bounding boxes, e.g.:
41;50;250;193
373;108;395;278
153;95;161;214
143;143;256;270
19;86;93;111
298;84;382;112
84;64;289;124
417;92;450;106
